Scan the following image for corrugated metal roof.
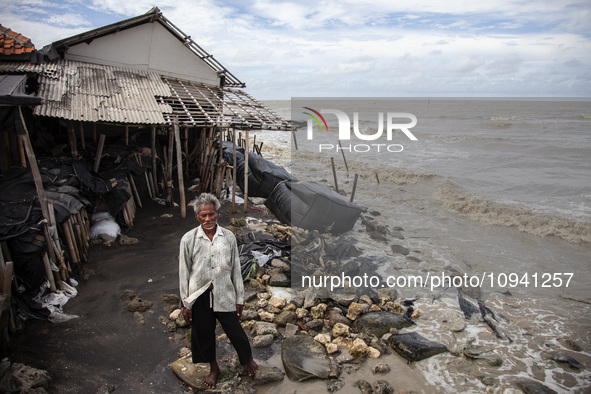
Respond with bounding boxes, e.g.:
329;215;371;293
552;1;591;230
0;60;288;128
1;59;173;124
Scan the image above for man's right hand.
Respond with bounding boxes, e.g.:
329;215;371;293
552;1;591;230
182;306;192;322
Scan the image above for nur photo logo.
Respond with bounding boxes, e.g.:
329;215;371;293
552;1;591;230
302;107;418;153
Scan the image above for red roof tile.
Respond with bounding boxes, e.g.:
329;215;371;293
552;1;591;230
0;24;35;56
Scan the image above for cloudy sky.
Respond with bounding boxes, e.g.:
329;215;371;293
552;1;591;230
1;0;590;99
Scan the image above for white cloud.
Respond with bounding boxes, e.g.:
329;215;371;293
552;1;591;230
0;0;589;98
47;13;91;27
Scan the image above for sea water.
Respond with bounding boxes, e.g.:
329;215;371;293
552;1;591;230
254;98;591;392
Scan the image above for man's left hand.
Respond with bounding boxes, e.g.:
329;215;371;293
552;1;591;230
236;304;244;318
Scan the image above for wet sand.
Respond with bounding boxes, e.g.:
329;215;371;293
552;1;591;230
7;197;261;393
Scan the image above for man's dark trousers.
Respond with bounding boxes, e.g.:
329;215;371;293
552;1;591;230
190;288;252;365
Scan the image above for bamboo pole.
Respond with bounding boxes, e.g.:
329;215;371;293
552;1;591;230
128;173;143;208
243;129;249;213
94;134;106;173
173;117;186;219
65;219;81;264
350;174;359;202
144;172;153;199
62;221;78;265
41;252;57;292
331;157;339;193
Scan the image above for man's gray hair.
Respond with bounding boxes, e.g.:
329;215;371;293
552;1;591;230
192;193;221;214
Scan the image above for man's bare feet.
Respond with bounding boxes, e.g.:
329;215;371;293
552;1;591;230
245;358;258;376
204;361;220;389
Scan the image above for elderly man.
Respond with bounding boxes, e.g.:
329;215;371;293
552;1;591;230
179;193;258;389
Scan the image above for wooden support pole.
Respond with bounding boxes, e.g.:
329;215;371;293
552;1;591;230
79;122;85;150
338;140;349;173
67;120;77;158
94;134;106;173
173;117;186;219
125;125;129;146
350;174;359;202
243;129;249;213
151;126;158;195
232;128;237;214
331;157;339;193
92;123;97;143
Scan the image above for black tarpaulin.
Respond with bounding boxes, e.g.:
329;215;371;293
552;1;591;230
266;180;362;234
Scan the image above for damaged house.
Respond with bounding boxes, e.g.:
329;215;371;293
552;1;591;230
0;7;291;351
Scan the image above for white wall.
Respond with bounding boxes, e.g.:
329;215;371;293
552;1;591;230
65;22;220;86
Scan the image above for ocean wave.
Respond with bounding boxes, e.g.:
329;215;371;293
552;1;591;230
292;151;434;185
434;180;591;244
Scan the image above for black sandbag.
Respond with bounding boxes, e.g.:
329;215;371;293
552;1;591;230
265;181;291;224
247;153;293;198
267;181;362;234
291;181;362;233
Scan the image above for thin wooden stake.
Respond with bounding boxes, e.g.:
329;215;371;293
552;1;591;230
375;173;380;184
338;140;349;172
292;131;298;151
331;157;339;193
350;174;359;202
125;125;129;146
